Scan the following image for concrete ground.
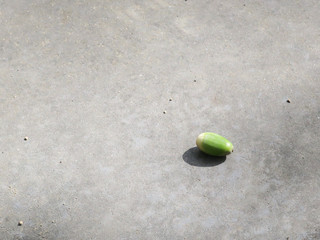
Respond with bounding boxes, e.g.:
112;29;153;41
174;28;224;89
1;0;319;239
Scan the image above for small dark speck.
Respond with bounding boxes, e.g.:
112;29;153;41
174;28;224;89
194;80;197;82
163;111;167;114
59;161;62;163
24;137;28;141
169;98;172;101
18;221;23;226
287;99;291;103
243;4;246;6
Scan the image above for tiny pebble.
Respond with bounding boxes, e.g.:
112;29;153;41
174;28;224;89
286;99;291;103
18;221;23;226
169;98;172;101
24;137;28;141
163;111;167;114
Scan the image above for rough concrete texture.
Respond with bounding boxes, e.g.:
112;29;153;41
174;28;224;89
1;0;320;239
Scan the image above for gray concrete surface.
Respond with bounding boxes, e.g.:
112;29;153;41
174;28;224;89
1;0;320;239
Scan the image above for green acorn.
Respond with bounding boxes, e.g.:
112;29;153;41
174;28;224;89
196;132;233;156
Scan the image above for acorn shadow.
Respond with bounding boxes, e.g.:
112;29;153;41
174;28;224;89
182;147;226;167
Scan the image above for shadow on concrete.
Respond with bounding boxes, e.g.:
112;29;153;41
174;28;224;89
183;147;226;167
